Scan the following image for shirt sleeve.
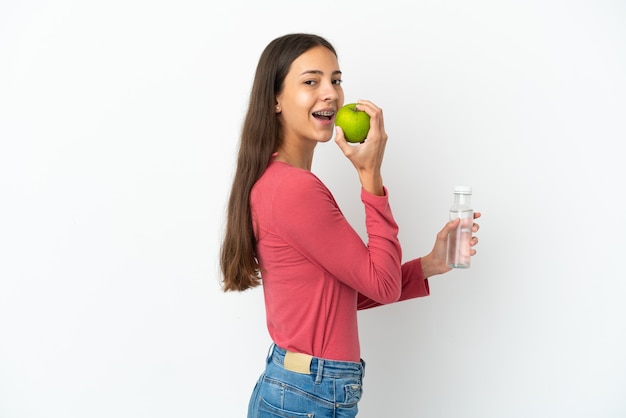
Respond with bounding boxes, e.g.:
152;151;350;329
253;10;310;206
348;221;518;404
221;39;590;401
357;257;430;310
270;170;403;304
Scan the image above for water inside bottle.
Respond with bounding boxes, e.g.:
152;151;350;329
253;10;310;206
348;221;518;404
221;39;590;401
447;209;473;268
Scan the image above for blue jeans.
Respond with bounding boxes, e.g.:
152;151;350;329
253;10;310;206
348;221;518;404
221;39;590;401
247;345;366;417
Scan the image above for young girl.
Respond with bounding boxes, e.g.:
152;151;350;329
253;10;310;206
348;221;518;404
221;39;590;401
221;33;480;418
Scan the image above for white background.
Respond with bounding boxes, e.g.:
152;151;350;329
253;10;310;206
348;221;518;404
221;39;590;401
1;1;625;417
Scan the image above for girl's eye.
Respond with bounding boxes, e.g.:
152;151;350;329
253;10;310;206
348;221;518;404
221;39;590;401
304;79;342;86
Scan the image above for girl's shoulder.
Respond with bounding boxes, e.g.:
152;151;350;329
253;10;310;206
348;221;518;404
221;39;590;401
257;161;327;195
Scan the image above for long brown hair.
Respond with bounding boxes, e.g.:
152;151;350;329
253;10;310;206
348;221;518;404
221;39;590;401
220;33;338;291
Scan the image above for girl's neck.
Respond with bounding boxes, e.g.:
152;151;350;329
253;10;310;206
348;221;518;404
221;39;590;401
273;144;315;171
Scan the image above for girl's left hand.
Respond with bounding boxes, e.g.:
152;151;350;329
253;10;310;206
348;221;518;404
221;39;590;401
421;212;481;278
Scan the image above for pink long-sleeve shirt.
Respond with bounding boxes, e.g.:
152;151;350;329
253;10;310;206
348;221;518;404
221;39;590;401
251;161;430;362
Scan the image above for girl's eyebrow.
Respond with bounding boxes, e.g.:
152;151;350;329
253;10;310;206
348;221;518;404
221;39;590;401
300;70;342;76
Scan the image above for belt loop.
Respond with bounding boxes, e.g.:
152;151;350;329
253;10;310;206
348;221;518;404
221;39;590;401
315;359;324;384
266;343;275;364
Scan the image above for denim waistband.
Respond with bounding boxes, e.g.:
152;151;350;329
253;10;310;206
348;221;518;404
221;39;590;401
269;344;365;379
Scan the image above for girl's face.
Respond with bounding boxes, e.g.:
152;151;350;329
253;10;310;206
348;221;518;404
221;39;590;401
275;46;344;146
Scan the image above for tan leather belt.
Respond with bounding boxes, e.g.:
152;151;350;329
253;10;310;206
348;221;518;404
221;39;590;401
284;350;313;374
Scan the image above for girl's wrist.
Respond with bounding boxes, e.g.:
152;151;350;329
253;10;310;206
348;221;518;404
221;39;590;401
421;253;448;278
420;253;435;278
359;172;384;196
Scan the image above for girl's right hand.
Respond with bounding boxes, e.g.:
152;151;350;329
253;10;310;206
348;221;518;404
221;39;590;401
334;100;388;196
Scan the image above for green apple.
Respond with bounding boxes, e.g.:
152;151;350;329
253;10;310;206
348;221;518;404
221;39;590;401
335;103;370;143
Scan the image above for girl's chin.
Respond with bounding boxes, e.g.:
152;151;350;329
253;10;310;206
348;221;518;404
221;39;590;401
318;127;336;142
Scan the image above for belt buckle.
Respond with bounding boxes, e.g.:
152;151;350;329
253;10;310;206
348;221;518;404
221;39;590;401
284;351;312;374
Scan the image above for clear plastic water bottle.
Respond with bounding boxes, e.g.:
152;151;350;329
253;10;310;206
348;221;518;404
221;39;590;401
447;186;473;269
